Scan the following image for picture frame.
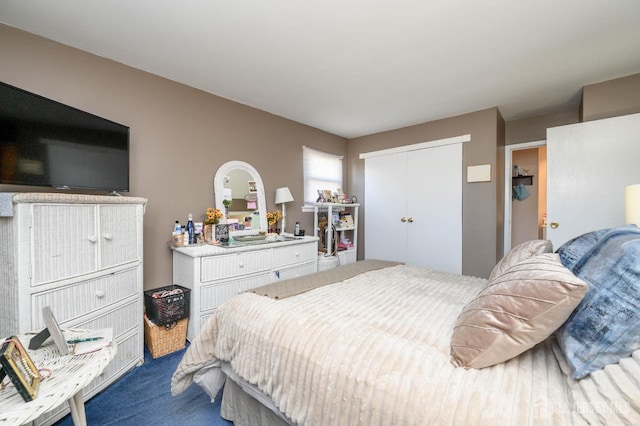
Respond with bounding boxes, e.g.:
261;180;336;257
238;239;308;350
42;306;69;355
466;164;492;183
0;336;41;402
215;223;230;243
28;306;70;355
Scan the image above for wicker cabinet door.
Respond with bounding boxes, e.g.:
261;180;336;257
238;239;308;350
31;204;98;286
99;204;141;269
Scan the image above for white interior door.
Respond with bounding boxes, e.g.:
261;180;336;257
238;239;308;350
546;113;640;248
364;151;407;262
407;143;462;273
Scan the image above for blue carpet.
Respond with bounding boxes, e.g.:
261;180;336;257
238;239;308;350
54;345;232;425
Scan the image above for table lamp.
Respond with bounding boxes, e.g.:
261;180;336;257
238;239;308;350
625;183;640;225
275;187;294;234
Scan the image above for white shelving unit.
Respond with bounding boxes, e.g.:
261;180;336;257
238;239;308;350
312;202;359;265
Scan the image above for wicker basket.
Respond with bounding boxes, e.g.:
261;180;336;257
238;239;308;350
144;285;191;326
143;315;187;358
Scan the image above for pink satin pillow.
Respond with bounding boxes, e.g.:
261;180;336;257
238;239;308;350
488;239;553;282
450;253;588;369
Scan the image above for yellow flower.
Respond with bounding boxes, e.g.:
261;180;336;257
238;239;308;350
204;207;224;225
266;210;282;226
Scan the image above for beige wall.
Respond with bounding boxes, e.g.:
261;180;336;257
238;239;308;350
0;24;347;289
582;73;640;122
505;109;579;145
348;108;503;278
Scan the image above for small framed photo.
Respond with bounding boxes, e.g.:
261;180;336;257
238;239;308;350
0;336;41;402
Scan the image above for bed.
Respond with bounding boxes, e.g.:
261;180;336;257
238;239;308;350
171;226;640;425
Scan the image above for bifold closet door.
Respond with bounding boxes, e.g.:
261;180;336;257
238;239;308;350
364;143;462;274
364;151;408;263
406;143;462;274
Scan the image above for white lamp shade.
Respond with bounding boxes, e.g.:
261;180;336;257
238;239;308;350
625;184;640;225
275;187;294;204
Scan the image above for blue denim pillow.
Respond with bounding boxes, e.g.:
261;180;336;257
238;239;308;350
555;227;612;270
555;225;640;379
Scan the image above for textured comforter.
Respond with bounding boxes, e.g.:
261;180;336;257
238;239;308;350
171;264;639;425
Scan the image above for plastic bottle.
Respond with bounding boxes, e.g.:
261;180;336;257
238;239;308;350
174;220;182;233
294;222;301;236
186;214;196;245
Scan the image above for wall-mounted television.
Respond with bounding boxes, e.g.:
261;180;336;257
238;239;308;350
0;81;129;192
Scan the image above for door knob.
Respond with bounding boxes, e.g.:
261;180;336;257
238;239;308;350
408;217;414;223
550;222;559;229
401;217;407;222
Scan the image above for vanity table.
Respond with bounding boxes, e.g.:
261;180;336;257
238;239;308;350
171;236;318;341
172;160;318;341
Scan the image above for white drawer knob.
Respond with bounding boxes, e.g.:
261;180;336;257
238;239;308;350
238;262;244;268
295;252;300;257
96;290;105;298
88;235;97;243
103;233;113;240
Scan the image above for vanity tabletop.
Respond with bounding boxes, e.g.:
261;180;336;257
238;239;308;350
171;235;319;258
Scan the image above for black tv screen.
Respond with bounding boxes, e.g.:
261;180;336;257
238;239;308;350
0;81;129;192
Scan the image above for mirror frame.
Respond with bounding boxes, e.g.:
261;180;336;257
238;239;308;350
214;160;267;236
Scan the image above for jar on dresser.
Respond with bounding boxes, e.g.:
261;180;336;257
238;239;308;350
0;192;146;425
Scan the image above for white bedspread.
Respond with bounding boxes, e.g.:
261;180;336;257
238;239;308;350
171;265;638;425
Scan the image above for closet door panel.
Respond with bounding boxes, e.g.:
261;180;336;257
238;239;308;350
364;152;407;262
406;144;462;273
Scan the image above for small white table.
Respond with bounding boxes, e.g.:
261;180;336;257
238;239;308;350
0;332;117;425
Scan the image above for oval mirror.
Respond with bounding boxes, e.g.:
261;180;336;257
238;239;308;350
214;160;267;236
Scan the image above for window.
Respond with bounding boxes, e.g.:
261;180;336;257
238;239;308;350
303;146;343;206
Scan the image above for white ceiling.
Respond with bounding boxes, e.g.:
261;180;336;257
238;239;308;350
1;0;639;138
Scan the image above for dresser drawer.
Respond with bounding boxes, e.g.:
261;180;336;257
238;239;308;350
274;261;318;281
200;272;271;311
201;251;271;282
272;242;317;268
67;298;140;340
31;268;139;328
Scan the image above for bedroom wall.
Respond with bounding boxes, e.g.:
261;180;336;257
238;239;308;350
347;108;503;279
582;73;640;122
0;24;347;290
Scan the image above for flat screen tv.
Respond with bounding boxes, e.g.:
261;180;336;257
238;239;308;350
0;81;129;192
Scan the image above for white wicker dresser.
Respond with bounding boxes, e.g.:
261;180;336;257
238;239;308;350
0;193;146;425
172;236;318;341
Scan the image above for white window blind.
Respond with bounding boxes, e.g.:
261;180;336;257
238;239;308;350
303;146;343;205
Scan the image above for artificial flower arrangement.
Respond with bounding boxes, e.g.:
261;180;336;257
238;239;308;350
266;210;282;226
204;207;224;225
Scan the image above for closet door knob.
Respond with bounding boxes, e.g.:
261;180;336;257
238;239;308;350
88;235;97;243
103;233;113;240
550;222;559;229
401;217;407;222
408;217;414;223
